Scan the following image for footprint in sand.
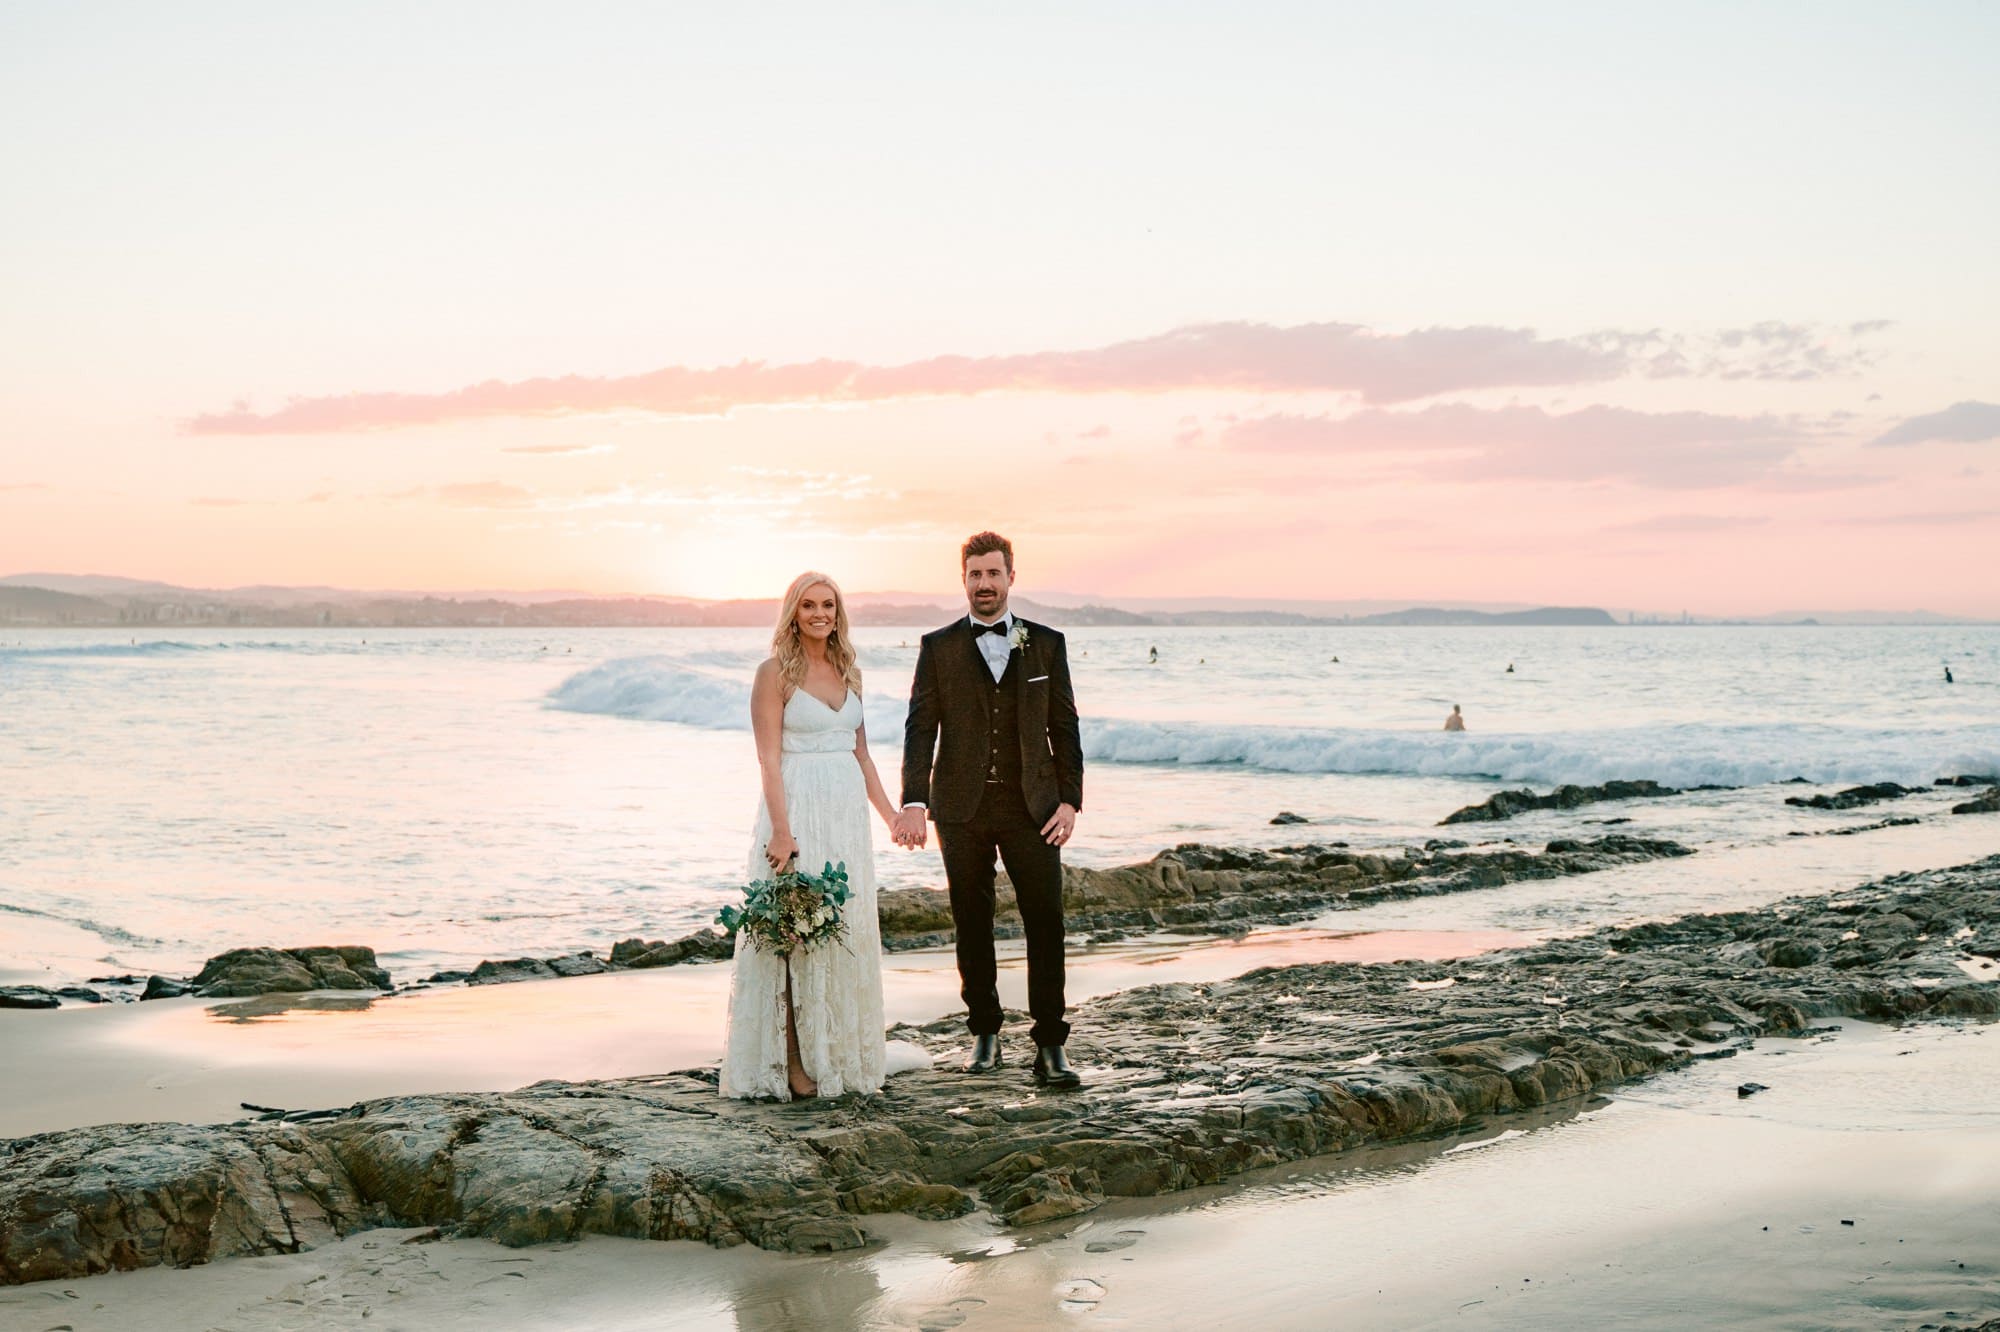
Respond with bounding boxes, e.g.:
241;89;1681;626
1084;1229;1145;1254
916;1296;986;1329
1057;1278;1107;1311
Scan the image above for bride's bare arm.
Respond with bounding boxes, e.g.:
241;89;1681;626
751;660;796;870
853;707;898;827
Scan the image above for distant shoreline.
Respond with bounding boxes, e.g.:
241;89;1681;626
6;573;1994;629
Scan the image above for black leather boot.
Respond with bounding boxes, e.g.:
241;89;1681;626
1033;1045;1082;1090
964;1034;1002;1073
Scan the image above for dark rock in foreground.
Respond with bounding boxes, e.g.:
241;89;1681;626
1440;780;1683;825
1785;782;1921;811
1952;787;2000;816
423;931;734;987
141;975;191;1000
5;856;1995;1285
0;988;60;1011
191;946;393;998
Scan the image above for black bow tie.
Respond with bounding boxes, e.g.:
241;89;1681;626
975;620;1010;637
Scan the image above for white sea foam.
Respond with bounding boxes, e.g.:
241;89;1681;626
1083;718;2000;788
546;656;2000;788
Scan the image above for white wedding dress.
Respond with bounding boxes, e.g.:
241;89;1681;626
719;686;927;1099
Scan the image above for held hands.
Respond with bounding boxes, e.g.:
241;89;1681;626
764;830;799;873
891;806;928;850
1041;802;1077;847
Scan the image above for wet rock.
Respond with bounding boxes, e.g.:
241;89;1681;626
1270;811;1309;825
0;1121;362;1283
0;987;59;1011
609;930;733;969
1936;774;1999;787
1951;787;2000;816
1737;1082;1769;1098
460;951;614;985
1758;939;1824;968
1785;782;1920;811
465;957;559;985
191;946;393;998
1441;780;1682;825
1788;817;1921;837
141;975;191;1000
979;1153;1104;1226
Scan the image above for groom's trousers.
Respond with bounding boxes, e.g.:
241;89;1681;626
934;786;1070;1048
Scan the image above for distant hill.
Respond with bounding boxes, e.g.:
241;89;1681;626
0;585;119;624
0;574;1675;630
1347;606;1618;627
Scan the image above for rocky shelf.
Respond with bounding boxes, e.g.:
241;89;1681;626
1439;779;1690;825
4;856;1996;1285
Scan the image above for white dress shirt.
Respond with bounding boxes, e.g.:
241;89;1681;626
970;611;1014;682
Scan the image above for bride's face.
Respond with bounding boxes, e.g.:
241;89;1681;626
795;585;838;644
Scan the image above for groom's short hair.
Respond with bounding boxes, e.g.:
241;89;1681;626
962;531;1013;571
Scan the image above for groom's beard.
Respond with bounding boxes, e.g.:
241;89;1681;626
970;590;1006;618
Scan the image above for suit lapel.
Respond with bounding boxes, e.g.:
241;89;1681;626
1011;618;1030;712
956;619;992;720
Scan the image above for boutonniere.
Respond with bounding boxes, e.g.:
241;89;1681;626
1008;623;1030;653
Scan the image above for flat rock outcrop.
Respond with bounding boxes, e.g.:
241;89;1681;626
877;834;1692;947
6;856;1995;1285
1952;787;2000;816
1440;780;1684;825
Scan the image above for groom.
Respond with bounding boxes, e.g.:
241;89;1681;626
894;532;1084;1089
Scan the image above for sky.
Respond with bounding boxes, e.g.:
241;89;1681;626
2;2;1996;614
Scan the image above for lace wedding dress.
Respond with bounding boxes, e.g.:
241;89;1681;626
719;687;925;1099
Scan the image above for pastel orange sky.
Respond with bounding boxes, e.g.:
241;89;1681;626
3;4;1996;614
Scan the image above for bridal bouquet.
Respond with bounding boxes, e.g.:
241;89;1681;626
716;859;852;959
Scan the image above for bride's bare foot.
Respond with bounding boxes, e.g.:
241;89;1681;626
787;1063;818;1099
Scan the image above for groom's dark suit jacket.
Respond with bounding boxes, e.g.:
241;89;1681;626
901;616;1084;824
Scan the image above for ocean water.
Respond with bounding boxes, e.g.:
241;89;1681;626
2;625;1996;985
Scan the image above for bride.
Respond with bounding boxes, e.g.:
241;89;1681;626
720;571;914;1100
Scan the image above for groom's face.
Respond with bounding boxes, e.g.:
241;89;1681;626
963;552;1013;620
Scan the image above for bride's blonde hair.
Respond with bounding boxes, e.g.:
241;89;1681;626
771;571;863;698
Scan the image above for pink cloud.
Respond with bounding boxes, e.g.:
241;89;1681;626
1221;403;1815;488
1872;401;2000;446
1607;514;1770;533
1830;508;1999;526
182;320;1882;435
